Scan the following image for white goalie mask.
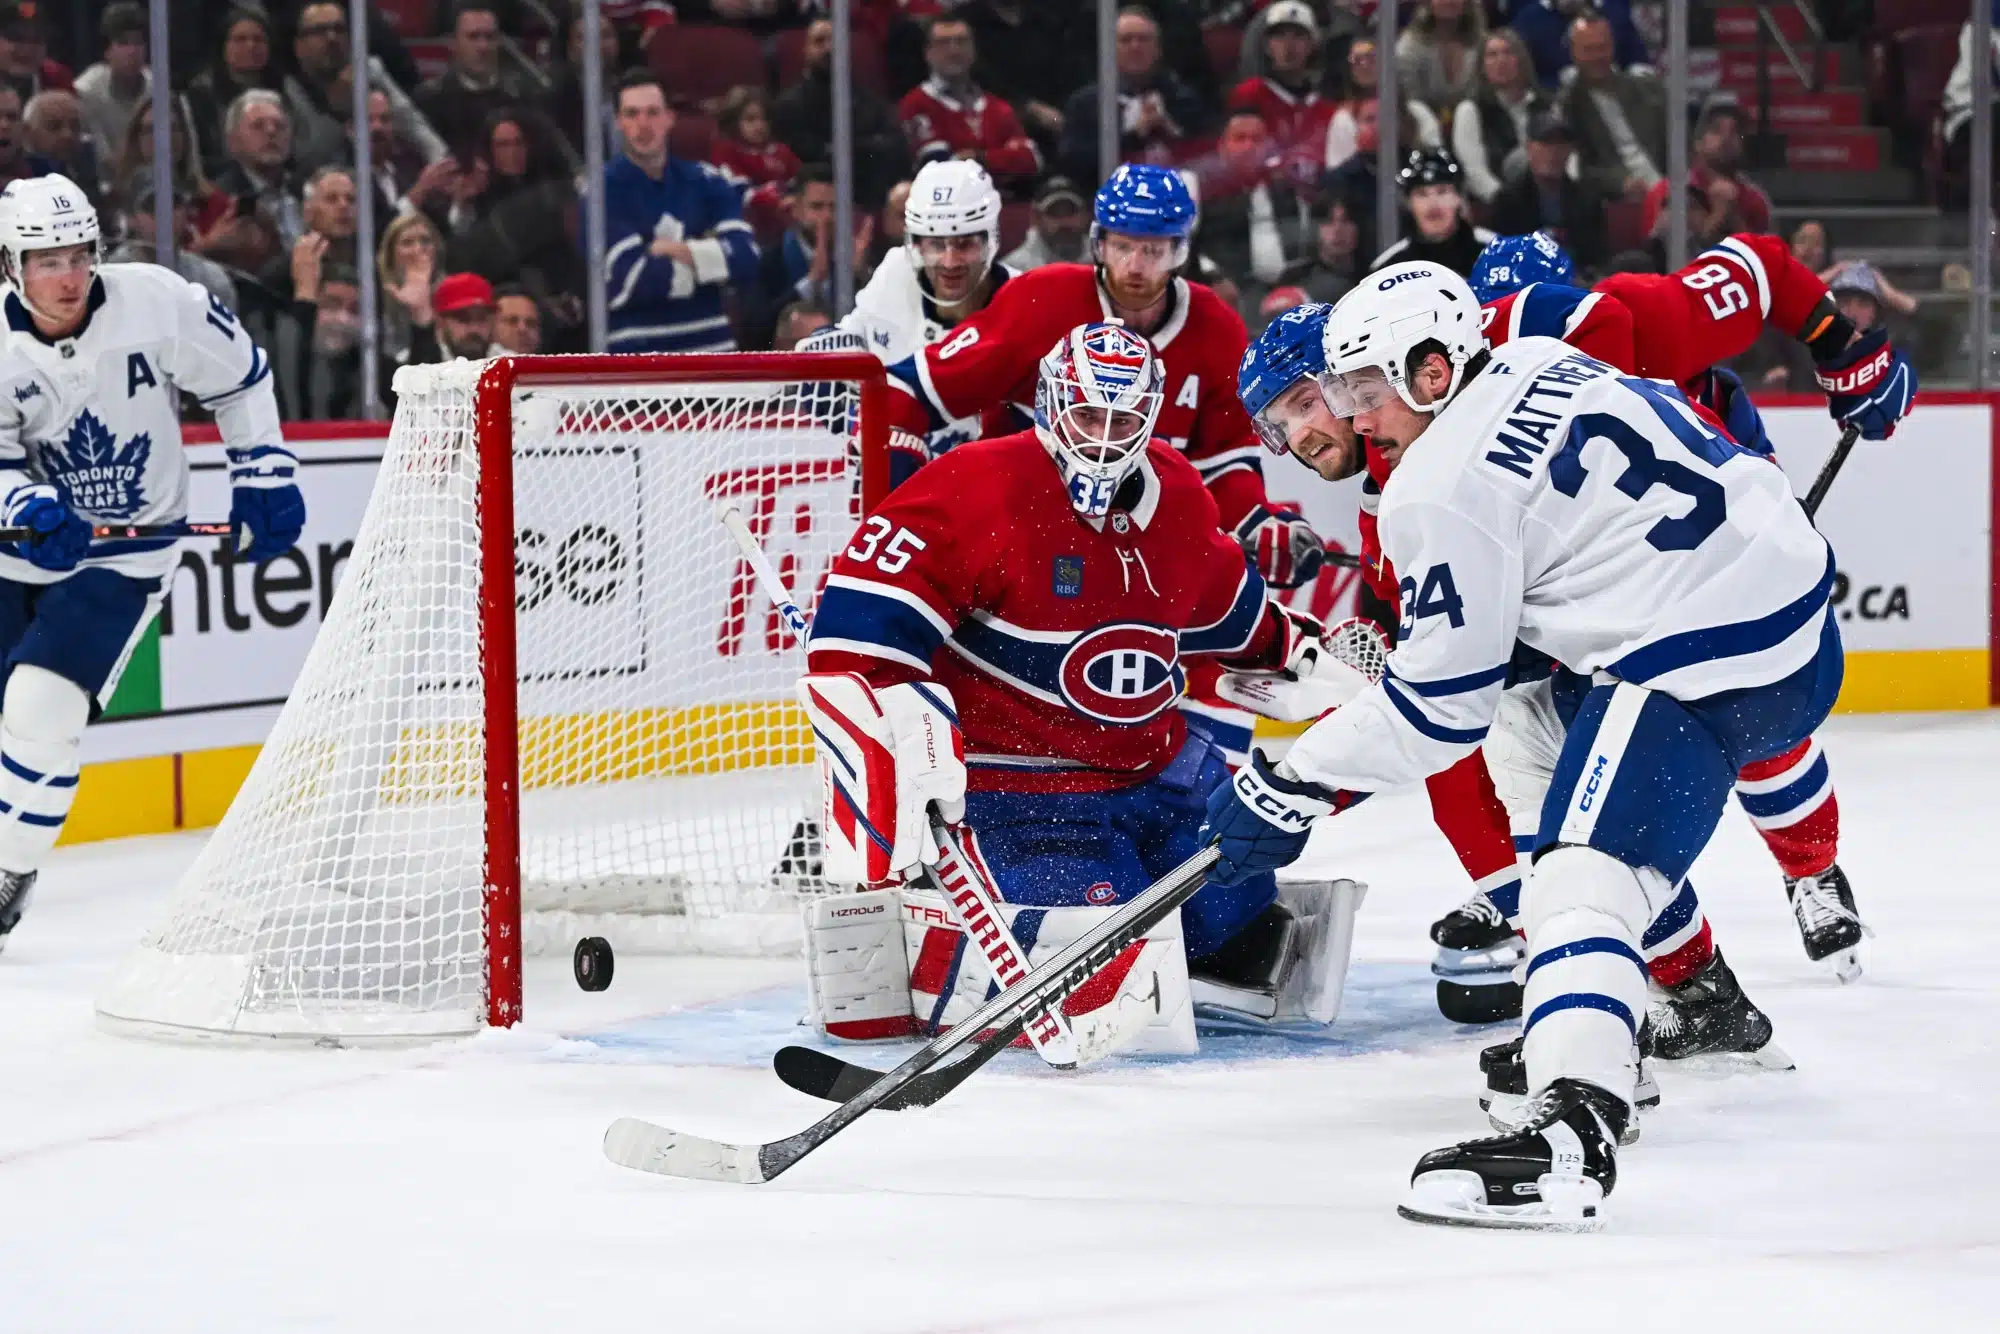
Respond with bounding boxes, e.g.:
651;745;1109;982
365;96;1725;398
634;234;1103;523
0;174;102;325
904;160;1000;304
1318;262;1485;418
1033;322;1165;518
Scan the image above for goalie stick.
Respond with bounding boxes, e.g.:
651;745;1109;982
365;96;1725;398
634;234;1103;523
713;500;1084;1070
603;842;1219;1184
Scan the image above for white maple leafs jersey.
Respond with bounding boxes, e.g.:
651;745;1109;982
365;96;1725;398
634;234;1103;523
1285;336;1835;797
0;263;282;584
841;247;1017;454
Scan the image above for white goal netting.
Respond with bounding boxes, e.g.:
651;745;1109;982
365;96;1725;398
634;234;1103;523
97;356;877;1043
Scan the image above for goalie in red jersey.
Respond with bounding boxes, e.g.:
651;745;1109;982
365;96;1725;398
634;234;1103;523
881;166;1329;765
797;322;1369;1056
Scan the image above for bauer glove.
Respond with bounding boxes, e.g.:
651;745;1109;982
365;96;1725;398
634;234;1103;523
1816;328;1915;442
3;483;91;573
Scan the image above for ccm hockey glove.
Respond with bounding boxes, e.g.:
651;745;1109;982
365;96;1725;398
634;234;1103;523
226;444;306;563
3;482;91;573
1201;750;1358;886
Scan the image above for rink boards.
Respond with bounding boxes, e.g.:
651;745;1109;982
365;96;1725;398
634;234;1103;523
58;398;2000;846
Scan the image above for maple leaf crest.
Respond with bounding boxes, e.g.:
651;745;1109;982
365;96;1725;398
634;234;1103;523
39;409;152;517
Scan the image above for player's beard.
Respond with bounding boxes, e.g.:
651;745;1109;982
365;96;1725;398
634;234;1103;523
1102;267;1171;323
1289;424;1361;481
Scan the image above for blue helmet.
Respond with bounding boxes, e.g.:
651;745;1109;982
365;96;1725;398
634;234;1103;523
1092;164;1196;270
1238;301;1334;454
1468;231;1575;303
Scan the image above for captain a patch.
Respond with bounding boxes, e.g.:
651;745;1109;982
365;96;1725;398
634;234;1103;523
1052;555;1083;598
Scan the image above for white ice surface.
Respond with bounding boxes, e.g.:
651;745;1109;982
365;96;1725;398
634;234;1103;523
4;715;1997;1332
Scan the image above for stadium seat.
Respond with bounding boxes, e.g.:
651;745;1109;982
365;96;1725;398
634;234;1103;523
1605;199;1645;256
650;24;769;107
1202;25;1243;87
670;111;717;162
999;201;1032;256
774;26;887;97
375;0;436;39
1894;23;1965;148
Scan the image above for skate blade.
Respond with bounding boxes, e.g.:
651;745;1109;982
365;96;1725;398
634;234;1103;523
1824;948;1863;984
1658;1041;1796;1075
1483;1092;1642;1146
1430;942;1524;979
1398;1169;1606;1232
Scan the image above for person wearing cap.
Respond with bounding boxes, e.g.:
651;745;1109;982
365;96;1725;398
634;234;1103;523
413;271;498;363
1488;111;1609;275
0;1;70;102
1369;147;1493;278
1227;2;1334;187
1002;174;1088;271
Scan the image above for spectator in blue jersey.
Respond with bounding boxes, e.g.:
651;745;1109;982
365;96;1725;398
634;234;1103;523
603;68;758;354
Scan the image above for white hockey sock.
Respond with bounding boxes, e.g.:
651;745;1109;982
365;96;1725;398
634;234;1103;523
1519;848;1655;1106
0;725;79;873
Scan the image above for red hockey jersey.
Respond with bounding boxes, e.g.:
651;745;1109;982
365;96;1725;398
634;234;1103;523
897;80;1042;182
807;430;1289;793
1226;77;1335;183
885;264;1270;529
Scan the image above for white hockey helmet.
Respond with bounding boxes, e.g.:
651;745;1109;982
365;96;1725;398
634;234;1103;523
0;174;101;293
1033;321;1166;517
1319;262;1485;417
904;159;1001;283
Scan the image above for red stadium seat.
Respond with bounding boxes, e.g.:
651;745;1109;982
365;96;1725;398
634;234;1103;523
650;24;769;107
1894;23;1965;143
773;26;887;97
375;0;436;39
405;38;450;84
1203;25;1244;87
670;111;717;161
999;201;1032;256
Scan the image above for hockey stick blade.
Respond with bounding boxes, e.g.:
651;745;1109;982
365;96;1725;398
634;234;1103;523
604;844;1217;1184
773;1011;1033;1111
1801;423;1860;521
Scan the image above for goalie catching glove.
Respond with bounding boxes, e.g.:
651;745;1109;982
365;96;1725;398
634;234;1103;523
798;672;966;886
1215;614;1387;723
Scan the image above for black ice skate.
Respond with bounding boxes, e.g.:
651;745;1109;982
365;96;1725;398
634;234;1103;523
1400;1078;1627;1231
0;868;36;955
1429;891;1523;1024
1477;1034;1656;1144
1642;950;1794;1070
1785;864;1870;983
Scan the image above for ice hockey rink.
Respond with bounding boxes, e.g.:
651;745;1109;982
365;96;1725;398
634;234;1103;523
4;712;1995;1334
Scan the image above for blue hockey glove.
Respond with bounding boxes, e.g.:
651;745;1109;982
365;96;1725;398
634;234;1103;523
1691;367;1773;458
1235;505;1326;590
1200;750;1351;887
1815;328;1915;441
226;444;305;563
3;483;92;572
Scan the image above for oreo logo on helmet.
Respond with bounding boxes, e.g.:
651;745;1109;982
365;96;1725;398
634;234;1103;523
1057;623;1182;725
1378;268;1436;290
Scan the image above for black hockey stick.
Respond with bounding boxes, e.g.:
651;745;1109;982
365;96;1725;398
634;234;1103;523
772;1013;1033;1111
603;843;1218;1184
0;519;239;544
1801;423;1861;521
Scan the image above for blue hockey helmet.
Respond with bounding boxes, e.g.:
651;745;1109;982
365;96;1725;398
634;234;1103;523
1238;301;1334;452
1468;231;1575;303
1092;164;1196;268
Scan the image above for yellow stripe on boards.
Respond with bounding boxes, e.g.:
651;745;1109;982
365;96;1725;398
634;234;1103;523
1831;649;1988;714
58;755;177;845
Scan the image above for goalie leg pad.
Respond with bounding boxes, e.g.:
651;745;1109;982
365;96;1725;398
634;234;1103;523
803;888;916;1041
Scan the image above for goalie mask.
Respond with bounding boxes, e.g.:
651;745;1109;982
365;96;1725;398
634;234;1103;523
0;174;101;326
1034;322;1165;518
905;160;1001;304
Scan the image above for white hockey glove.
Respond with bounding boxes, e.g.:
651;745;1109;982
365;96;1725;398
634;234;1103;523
798;673;966;886
1216;615;1388;723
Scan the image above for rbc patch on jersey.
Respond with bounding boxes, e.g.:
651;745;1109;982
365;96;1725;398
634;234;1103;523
1052;555;1083;597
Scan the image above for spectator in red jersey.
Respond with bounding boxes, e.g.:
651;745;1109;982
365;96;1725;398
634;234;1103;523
1396;0;1486;126
1641;101;1769;239
1450;28;1548;210
898;14;1041;187
1058;7;1210;181
1324;37;1440;169
711;85;797;239
1227;2;1333;189
0;2;70;103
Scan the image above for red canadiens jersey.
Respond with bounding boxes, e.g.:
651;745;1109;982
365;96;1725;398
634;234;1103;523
1226;77;1335;177
806;431;1285;793
1357;231;1834;601
897;80;1042;181
885;264;1270;528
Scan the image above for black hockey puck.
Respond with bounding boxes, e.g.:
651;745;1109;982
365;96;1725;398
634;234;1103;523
1436;977;1521;1025
574;936;614;991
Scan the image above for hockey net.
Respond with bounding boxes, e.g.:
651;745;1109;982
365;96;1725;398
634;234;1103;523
96;353;889;1042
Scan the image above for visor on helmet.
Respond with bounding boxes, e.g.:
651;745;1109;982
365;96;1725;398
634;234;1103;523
1317;365;1401;419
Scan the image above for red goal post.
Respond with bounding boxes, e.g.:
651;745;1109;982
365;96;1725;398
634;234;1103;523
97;352;890;1044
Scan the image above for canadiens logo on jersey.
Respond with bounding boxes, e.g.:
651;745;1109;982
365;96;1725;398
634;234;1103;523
1057;623;1183;725
38;409;151;517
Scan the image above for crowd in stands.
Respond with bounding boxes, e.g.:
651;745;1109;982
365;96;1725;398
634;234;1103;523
0;0;1950;419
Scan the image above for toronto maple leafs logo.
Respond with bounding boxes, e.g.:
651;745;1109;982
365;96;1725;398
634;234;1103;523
36;410;151;518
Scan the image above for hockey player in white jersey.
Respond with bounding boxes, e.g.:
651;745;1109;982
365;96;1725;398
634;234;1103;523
1201;263;1843;1230
804;160;1016;467
0;176;302;950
